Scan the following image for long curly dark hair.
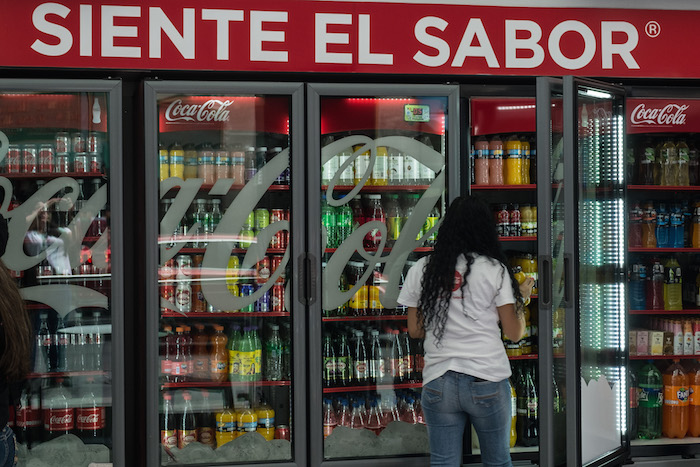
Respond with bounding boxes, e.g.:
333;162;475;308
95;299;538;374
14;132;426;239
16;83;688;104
418;195;522;345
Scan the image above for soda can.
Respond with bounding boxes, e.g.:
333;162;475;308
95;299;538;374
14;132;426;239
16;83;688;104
274;425;290;441
271;284;285;312
22;145;37;174
89;153;102;173
239;283;254;312
73;153;88;173
159;259;176;281
254;208;270;231
176;281;192;312
283;209;290;248
87;132;101;154
39;144;55;173
176;254;192;279
160;284;176;312
55;153;70;174
71;132;85;154
256;256;271;284
55;132;70;153
6;144;20;173
255;286;270;312
270;255;284;281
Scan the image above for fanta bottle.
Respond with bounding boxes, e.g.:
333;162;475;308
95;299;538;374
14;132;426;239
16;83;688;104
662;359;689;438
209;325;228;382
688;361;700;437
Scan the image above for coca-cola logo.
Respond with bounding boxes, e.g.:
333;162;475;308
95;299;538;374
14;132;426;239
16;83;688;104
631;103;689;126
165;99;233;123
49;413;73;426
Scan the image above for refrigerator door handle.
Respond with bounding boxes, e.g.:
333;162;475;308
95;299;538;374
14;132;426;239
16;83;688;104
563;253;573;308
539;255;552;307
297;253;318;306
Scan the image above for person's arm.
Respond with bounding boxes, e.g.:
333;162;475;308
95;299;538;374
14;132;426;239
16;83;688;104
407;306;425;339
498;303;525;342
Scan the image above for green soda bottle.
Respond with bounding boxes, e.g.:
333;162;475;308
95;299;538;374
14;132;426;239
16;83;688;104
228;325;242;382
252;326;262;382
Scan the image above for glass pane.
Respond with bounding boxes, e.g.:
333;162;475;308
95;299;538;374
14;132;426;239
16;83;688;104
2;92;113;463
155;94;293;464
469;97;539;458
575;86;626;463
319;96;446;459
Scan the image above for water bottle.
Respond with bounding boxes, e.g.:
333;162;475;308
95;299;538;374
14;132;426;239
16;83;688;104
629;264;647;311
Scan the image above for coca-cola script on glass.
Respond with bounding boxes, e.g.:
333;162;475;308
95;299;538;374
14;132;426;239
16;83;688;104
165;99;233;123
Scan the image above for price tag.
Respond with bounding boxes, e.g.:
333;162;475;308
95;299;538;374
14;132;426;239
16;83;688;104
404;104;430;123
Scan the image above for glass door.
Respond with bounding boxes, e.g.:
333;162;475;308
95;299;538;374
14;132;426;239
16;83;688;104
564;77;628;466
307;83;459;465
144;81;305;466
1;81;123;465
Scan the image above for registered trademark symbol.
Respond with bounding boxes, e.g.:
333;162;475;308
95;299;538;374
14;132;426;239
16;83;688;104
645;21;660;38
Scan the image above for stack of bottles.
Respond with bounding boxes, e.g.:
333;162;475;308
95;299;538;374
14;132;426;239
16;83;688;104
632;360;700;440
503;302;537;357
628;257;683;311
159;142;289;186
630;318;700;357
160;390;287;450
322;326;423;388
322;389;424;439
629;201;700;249
159;322;291;384
321;194;440;250
472;134;536;186
321;136;439;188
510;361;544;447
630;138;699;186
494;204;537;238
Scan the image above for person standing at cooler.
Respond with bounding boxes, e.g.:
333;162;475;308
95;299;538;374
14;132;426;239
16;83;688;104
398;195;533;467
0;213;32;466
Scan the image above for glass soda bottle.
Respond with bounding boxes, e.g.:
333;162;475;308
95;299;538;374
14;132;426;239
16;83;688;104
664;257;683;311
662;359;689;438
353;330;369;384
638;361;662;439
336;333;352;386
322;333;336;388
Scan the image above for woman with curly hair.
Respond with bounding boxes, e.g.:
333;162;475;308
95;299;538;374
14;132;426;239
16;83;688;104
0;214;32;466
398;195;533;467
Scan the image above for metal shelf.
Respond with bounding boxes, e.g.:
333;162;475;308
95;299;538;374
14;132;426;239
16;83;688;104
0;172;104;179
322;315;407;322
161;312;290;318
629;309;700;315
630;355;699;360
499;236;537;242
27;371;108;379
508;354;538;360
471;184;537;190
324;247;433;254
177;247;288;255
629;247;700;253
322;382;422;393
628;185;700;191
322;185;430;192
162;380;291;389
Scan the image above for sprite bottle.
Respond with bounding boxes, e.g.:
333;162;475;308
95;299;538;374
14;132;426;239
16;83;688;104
335;198;353;246
321;195;336;248
638;361;662;439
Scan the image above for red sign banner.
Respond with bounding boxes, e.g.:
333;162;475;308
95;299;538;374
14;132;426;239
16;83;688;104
0;1;697;78
627;98;699;134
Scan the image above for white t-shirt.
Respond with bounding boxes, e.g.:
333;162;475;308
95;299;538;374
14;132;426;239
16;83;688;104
397;253;515;385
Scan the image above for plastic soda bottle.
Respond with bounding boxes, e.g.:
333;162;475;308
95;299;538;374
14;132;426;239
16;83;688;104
160;392;177;449
693;205;700;248
371;146;388;186
474;136;490;185
321;195;336;249
353;145;370;186
192;324;209;381
505;135;523;185
228;325;241;382
237;401;258;436
366;399;384;435
656;204;669;248
215;403;237;446
488;135;504;185
688;361;700;437
509;379;517;447
661;139;677;186
678;139;690;186
638;361;662;439
629;264;647;311
335;198;354;246
662;359;689;438
323;398;337;438
642;202;657;248
169;142;185;180
209;325;228;382
664;257;683;311
629;371;638;439
264;324;284;381
385;194;404;247
521;136;531;184
629;203;643;248
256;403;275;441
159;142;169;181
178;391;197;449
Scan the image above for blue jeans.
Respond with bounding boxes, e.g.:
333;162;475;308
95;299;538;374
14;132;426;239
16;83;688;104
0;425;16;467
422;371;512;467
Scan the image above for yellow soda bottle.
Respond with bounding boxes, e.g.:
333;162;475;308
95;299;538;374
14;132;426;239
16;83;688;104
256;403;276;441
505;135;523;185
353;144;371;186
520;136;531;184
371;146;389;186
216;405;237;447
169;142;185;179
159;143;169;181
237;401;258;436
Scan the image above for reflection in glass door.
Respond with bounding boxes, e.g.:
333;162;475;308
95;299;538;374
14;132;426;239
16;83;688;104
308;84;458;464
145;82;304;466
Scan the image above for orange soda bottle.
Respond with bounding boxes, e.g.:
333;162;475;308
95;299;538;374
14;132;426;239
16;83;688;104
688;360;700;437
209;325;229;382
662;359;689;438
505;135;523;185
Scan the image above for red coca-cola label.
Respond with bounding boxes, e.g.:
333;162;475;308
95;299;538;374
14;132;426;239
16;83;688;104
77;407;106;430
627;99;700;134
16;407;41;428
44;408;74;431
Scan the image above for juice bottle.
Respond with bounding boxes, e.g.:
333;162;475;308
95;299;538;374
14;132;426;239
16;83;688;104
347;261;368;316
638;361;662;439
353;145;370;186
488;135;504;185
678;139;691;186
209;325;229;382
521;136;531;185
216;404;237;446
522;254;538;295
509;379;517;447
662;359;689;438
237;401;258;436
629;203;643;248
661;139;678;186
520;205;533;237
688;361;700;437
474;136;490;185
642;202;657;248
159;143;169;181
256;403;275;441
505;135;523;185
664;257;683;311
183;143;198;180
371;146;388;186
169;142;185;179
